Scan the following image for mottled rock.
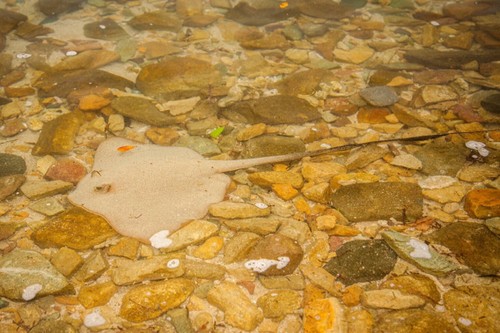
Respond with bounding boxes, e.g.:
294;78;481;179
416;85;458;105
404;49;500;69
146;127;180;145
30;319;77;333
209;201;271;219
83;18;129;40
34;69;134;98
50;247;83;277
173;135;221;156
207;281;263;331
380;274;441;303
246;234;303;276
242;135;306;158
324;240;397;285
166;308;194;333
443;1;498;20
32;207;117;250
20;180;73;199
161;219;219;252
223;232;261;264
29;197;65;216
32;111;84;156
53;50;120;72
275;69;335;96
225;2;298;26
128;11;182;31
422;183;467;204
458;163;500;182
391;153;422;170
345;145;388;170
303;297;346;333
191;236;224;259
0;153;26;177
183;259;226;280
464;188;500;219
120;278;194;322
362;289;426;309
259;271;305;290
374;309;458;333
414;142;468;176
257;289;302;318
382;230;460;276
44;158;87;184
78;281;117;309
248;171;303;189
222;95;321;125
107;237;140;259
0;249;70;301
0;174;25;201
136;57;222;100
334;45;374;64
111;256;184;285
360;86;399;106
427;222;500;275
330;182;422;222
302;162;346;183
111;96;177;127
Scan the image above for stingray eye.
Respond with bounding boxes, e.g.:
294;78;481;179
117;145;136;153
94;184;112;193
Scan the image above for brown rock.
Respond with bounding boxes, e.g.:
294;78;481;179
0;174;25;201
107;237;140;259
464;188;500;218
357;107;390;123
78;281;117;309
120;278;194;322
83;18;129;41
128;11;182;31
53;50;120;72
257;289;302;318
4;86;35;98
32;207;117;250
0;8;27;34
50;247;83;277
246;234;303;276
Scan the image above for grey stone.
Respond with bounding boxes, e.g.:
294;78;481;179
174;136;221;156
0;249;70;301
83;18;129;40
324;239;397;285
426;222;500;276
360;86;399;106
0;153;26;177
20;180;73;200
330;182;423;222
382;230;460;276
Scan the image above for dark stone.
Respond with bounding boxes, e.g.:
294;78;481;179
413;141;468;176
481;94;500;114
323;239;397;285
426;222;500;276
275;69;335;96
329;182;423;222
111;96;177;127
222;95;321;125
404;49;500;69
0;8;27;34
359;86;399;107
38;0;84;16
298;0;354;20
225;2;299;26
83;18;129;41
0;33;5;52
33;69;134;98
242;135;305;158
0;153;26;177
15;21;53;40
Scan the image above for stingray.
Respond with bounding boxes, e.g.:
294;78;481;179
68;131;494;244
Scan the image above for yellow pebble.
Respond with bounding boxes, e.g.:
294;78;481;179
192;236;224;259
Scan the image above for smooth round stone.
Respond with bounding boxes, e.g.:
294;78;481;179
360;86;399;107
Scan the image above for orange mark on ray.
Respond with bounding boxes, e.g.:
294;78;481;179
280;2;288;8
117;145;137;153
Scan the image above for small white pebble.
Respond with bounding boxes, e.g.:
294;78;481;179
430;20;440;26
22;284;42;301
435;305;446;312
478;147;490;157
84;310;106;327
149;230;173;249
99;24;106;29
16;53;32;59
408;238;432;259
244;256;289;273
320;143;332;149
458;317;472;326
255;202;268;209
65;50;78;56
166;259;180;269
465;140;485;150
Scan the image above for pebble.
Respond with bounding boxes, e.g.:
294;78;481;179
107;237;140;259
50;247;83;277
0;174;25;201
414;142;468;176
362;289;426;309
44;158;87;184
257;290;302;318
191;236;224;259
303;297;346;333
110;256;184;285
28;197;65;216
78;94;110;111
380;274;441;303
207;281;263;331
128;11;182;32
390;153;422;170
174;135;221;156
248;171;303;188
246;234;303;276
222;217;281;235
120;278;194;322
422;183;467;203
333;45;374;64
0;249;70;301
111;96;176;127
209;201;271;219
73;250;108;282
242;135;306;158
32;207;117;250
78;281;117;309
223;232;261;264
160;219;219;252
375;309;458;333
302;161;346;183
359;86;399;106
324;240;397;285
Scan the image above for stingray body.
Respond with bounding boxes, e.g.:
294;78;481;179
68;137;310;243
